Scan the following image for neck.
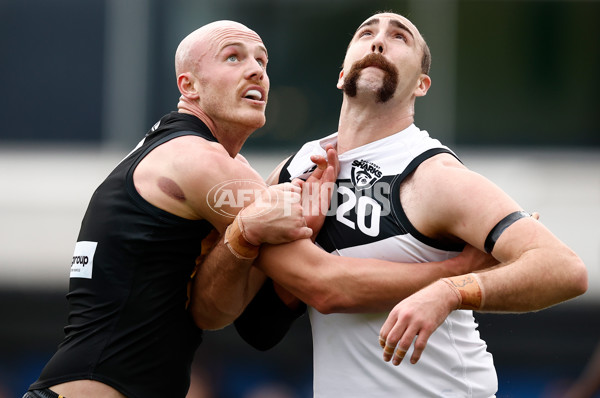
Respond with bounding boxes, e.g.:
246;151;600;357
336;95;415;154
177;97;250;158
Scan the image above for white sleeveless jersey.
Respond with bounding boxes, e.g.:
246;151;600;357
282;125;497;398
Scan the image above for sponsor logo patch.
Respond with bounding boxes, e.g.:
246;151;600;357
70;241;98;279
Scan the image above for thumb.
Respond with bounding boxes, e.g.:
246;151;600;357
298;226;313;240
291;178;304;189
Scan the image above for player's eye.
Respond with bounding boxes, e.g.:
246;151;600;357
395;33;407;42
226;55;238;62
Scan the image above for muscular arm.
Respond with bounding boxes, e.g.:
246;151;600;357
379;154;587;365
418;154;587;311
135;136;311;330
255;238;479;313
476;216;586;311
190;233;267;330
236;150;496;351
254;153;493;314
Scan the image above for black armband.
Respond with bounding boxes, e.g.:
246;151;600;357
234;279;306;351
484;211;531;253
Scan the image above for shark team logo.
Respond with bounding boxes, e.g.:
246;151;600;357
350;159;383;190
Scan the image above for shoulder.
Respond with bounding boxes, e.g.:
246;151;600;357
135;135;266;230
156;135;263;181
402;153;466;205
404;153;522;249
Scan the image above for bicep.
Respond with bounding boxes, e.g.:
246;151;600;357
179;145;267;230
420;161;524;253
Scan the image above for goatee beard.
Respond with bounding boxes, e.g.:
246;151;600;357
341;53;399;103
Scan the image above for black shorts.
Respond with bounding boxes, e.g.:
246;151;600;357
22;389;64;398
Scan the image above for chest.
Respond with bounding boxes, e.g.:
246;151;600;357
316;166;405;252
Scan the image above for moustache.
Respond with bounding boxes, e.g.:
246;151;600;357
343;53;399;103
350;53;398;76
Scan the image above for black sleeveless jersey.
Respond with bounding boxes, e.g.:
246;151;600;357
30;112;217;398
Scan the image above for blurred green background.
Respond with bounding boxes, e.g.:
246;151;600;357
1;0;598;149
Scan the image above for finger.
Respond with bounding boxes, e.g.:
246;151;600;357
296;226;313;240
379;310;398;346
379;330;392;352
324;144;337;162
392;347;408;366
310;155;328;170
308;155;326;182
408;329;433;365
290;178;304;189
320;165;337;185
326;147;337;164
391;325;419;366
326;146;340;174
531;211;540;220
278;182;302;195
307;168;324;182
269;182;288;192
382;324;408;363
383;342;396;360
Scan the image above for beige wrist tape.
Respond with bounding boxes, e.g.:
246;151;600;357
441;273;485;310
224;215;259;260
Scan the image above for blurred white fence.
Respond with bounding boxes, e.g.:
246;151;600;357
1;146;598;302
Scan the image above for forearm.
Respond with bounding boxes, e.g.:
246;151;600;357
378;216;588;367
475;243;587;313
190;236;266;330
378;250;586;368
255;239;464;314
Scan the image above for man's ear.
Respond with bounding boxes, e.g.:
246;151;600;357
336;70;345;90
414;74;431;97
177;73;200;99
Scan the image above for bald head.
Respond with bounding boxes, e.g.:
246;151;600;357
175;20;265;76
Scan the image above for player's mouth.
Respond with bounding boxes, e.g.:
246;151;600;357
242;86;266;104
362;63;386;72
